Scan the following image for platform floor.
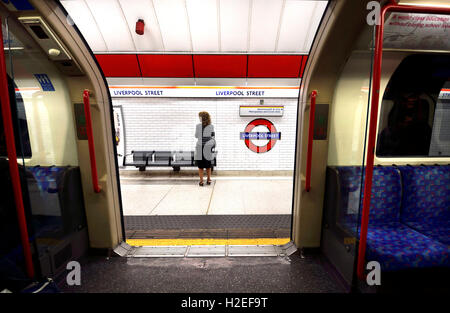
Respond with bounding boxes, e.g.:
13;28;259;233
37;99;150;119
120;176;293;216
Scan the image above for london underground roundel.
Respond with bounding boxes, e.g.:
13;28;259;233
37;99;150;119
240;118;281;153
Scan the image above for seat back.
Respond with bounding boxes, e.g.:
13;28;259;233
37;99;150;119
368;167;403;224
152;151;172;164
132;151;150;163
334;166;402;226
27;166;65;217
27;166;66;194
27;166;86;236
154;151;171;160
398;165;450;223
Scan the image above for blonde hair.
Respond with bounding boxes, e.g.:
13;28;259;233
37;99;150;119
199;111;211;127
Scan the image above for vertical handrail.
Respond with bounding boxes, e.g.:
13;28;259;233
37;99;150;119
356;3;450;281
305;90;317;192
0;16;34;278
83;90;101;193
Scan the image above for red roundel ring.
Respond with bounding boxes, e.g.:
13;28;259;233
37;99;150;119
243;118;279;153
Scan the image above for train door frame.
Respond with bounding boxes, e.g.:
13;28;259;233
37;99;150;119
0;0;126;254
2;0;368;261
0;15;35;278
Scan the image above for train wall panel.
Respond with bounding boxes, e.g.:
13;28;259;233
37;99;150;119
13;55;79;166
113;98;297;171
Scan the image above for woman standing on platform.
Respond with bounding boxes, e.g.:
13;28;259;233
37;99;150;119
195;111;215;186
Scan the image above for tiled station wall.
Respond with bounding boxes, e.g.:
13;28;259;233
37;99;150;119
113;97;297;170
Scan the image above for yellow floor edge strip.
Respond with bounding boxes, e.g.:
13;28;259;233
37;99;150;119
126;238;291;247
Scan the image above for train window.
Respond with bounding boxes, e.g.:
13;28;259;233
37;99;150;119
376;54;450;157
0;75;32;158
1;16;78;166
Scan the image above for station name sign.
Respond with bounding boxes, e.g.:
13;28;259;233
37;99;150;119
109;86;299;99
439;88;450;99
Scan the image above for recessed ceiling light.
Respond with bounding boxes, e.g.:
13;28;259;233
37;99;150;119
48;48;61;56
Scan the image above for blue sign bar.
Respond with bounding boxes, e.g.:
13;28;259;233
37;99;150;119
240;132;281;140
34;74;55;91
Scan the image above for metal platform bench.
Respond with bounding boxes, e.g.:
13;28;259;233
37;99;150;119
123;150;217;171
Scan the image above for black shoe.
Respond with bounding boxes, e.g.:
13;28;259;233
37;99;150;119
199;181;204;186
206;180;212;185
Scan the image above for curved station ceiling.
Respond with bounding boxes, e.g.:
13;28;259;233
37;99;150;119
60;0;328;80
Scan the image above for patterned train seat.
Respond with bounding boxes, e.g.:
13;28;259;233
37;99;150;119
398;165;450;245
334;166;449;271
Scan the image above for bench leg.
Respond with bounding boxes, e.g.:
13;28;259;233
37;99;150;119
139;166;145;172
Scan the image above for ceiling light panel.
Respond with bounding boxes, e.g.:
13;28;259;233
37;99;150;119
85;0;135;51
219;0;250;52
277;0;316;53
186;0;219;51
60;0;107;52
118;0;165;52
303;1;327;52
153;0;192;51
249;0;284;52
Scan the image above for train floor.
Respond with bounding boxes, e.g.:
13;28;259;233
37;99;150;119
58;251;347;293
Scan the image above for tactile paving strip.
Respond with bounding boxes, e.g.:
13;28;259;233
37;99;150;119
125;214;291;230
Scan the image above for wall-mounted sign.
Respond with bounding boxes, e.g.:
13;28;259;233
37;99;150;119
113;106;125;166
384;13;450;51
239;105;284;117
240;119;281;153
313;103;329;140
439;88;450;99
74;103;87;140
34;74;55;91
109;86;299;98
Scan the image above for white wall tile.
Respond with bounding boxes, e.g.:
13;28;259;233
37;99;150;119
113;97;297;170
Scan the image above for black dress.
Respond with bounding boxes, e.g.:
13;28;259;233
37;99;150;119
195;123;215;169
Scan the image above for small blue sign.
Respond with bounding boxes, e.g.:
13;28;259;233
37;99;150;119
7;0;34;11
34;74;55;91
240;132;281;140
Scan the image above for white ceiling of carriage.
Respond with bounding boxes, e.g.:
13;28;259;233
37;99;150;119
60;0;328;54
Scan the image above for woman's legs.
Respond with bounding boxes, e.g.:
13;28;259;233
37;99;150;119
198;168;204;184
206;168;212;183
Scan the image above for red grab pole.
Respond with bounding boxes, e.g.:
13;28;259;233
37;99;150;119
305;90;317;192
83;90;101;193
356;3;450;281
0;17;34;278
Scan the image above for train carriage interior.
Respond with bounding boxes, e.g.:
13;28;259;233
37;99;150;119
0;0;448;296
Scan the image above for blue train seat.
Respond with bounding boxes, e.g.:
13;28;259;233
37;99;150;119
398;165;450;246
333;166;449;272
